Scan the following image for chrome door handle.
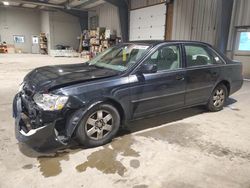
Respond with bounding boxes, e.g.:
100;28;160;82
176;75;184;81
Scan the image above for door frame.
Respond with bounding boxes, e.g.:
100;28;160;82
165;1;174;40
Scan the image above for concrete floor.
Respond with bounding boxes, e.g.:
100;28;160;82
0;54;250;188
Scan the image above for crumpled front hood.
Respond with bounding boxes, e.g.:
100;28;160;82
23;63;118;92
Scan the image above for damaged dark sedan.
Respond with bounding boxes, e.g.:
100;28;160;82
13;41;243;151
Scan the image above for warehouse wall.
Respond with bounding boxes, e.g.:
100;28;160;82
172;0;219;46
0;7;40;53
227;0;250;78
88;2;121;37
0;8;81;53
49;11;81;50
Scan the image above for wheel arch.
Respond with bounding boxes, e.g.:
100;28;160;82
101;97;126;126
217;80;231;96
66;97;127;138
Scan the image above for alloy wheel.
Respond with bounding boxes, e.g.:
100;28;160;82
85;110;113;140
213;88;225;107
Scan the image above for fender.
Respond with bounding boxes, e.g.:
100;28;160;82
65;100;103;138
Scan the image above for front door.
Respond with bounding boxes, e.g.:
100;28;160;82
129;44;186;118
31;35;39;54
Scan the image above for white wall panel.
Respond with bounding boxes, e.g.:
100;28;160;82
129;4;166;41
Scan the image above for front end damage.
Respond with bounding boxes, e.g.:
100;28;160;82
13;90;85;152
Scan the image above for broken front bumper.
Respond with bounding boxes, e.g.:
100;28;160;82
13;94;66;152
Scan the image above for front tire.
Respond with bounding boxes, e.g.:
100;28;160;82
76;103;120;147
207;84;228;112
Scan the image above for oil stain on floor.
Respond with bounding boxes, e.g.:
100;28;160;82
37;151;71;177
36;121;250;178
130;159;140;169
76;135;140;176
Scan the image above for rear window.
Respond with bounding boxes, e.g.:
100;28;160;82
184;45;224;66
184;45;214;67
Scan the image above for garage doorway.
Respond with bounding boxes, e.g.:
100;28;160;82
129;3;167;41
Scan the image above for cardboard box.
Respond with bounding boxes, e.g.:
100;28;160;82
7;45;15;54
90;30;96;37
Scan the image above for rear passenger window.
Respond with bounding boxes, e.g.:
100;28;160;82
185;45;214;67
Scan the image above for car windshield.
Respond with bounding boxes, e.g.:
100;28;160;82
88;44;150;72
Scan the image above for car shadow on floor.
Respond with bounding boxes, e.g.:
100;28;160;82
118;97;238;136
18;97;237;157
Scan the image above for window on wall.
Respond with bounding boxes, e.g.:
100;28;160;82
235;28;250;52
13;35;25;43
238;32;250;51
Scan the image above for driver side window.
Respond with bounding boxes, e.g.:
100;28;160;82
144;45;181;71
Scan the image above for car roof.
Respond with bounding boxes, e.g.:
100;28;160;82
127;40;213;47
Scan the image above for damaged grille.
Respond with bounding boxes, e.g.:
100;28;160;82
19;82;40;129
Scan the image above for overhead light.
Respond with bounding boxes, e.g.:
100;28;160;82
3;1;9;5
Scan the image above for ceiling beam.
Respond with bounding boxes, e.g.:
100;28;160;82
67;0;88;8
0;0;88;10
75;0;99;9
0;0;64;8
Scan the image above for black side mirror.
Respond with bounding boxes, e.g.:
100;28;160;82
138;64;157;74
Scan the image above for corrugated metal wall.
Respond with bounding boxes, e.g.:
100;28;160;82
88;2;121;37
227;0;250;52
172;0;220;46
227;0;250;78
130;0;164;10
234;0;250;27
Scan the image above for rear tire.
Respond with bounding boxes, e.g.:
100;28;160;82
76;103;120;147
207;84;228;112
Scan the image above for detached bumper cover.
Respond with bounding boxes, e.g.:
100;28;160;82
13;94;65;151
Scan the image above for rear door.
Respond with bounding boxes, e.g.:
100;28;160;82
129;44;186;118
31;35;39;54
183;44;221;105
